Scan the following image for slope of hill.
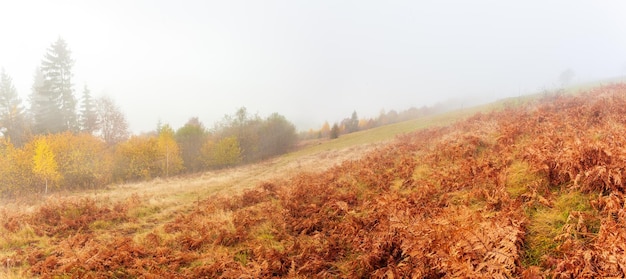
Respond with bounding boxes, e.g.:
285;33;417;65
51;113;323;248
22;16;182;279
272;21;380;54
3;83;626;277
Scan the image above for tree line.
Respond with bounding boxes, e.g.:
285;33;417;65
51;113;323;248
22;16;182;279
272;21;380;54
302;104;451;140
1;37;129;147
0;38;297;197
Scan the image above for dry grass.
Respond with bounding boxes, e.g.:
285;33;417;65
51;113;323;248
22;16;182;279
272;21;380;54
4;83;626;277
7;82;623;277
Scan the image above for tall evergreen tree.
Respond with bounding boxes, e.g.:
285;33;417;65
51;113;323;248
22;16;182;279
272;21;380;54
330;123;340;139
342;111;359;133
0;69;28;145
32;37;77;133
30;67;59;133
79;85;98;134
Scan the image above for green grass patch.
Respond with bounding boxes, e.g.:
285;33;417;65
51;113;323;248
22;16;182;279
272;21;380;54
129;205;162;219
89;219;115;231
253;222;284;251
234;249;251;265
505;161;540;198
287;104;509;161
0;224;38;250
523;190;596;266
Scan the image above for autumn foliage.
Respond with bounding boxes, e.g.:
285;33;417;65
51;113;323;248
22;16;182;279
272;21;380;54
6;84;626;277
113;127;184;181
0;132;111;196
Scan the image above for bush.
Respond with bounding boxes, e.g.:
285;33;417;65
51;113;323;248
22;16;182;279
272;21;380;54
201;136;242;169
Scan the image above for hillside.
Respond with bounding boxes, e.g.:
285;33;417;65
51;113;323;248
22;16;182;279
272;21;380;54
4;84;626;277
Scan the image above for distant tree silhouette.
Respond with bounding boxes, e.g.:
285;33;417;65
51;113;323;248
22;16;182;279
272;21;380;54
79;85;99;134
330;123;340;139
96;96;129;146
176;117;208;172
342;111;359;133
213;107;297;163
559;69;575;88
258;113;297;159
0;69;28;146
320;121;331;138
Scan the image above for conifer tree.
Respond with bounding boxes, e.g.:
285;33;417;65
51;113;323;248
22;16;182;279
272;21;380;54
31;37;77;133
29;68;48;132
341;111;359;133
79;85;98;134
330;123;340;139
0;69;28;145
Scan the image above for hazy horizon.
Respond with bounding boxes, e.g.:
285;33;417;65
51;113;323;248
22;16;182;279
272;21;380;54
1;1;625;133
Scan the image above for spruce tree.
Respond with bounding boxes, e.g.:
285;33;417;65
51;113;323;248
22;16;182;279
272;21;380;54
30;67;59;133
0;69;28;145
32;37;77;133
79;85;98;134
330;123;340;139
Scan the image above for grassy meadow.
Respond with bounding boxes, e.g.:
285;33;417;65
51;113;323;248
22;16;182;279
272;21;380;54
3;82;626;277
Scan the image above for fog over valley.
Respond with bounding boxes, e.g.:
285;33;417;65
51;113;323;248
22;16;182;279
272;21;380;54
1;1;625;133
6;2;626;277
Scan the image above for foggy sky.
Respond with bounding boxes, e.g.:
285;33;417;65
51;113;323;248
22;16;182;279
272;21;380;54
1;1;625;133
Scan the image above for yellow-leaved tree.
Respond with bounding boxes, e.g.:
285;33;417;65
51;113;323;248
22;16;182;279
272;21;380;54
32;137;60;194
2;139;36;196
201;136;242;169
157;124;183;177
47;132;112;190
113;136;159;181
0;138;12;196
320;121;331;138
114;128;184;181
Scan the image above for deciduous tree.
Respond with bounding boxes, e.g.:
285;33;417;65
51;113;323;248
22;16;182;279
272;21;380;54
215;107;261;163
0;139;14;196
176;117;207;172
113;136;160;181
1;139;35;196
157;124;183;177
47;132;111;189
212;107;299;164
32;137;60;194
201;136;241;169
258;113;297;159
320;121;331;138
96;96;129;145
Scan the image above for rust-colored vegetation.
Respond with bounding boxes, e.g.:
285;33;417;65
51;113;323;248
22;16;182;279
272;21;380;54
4;84;626;277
